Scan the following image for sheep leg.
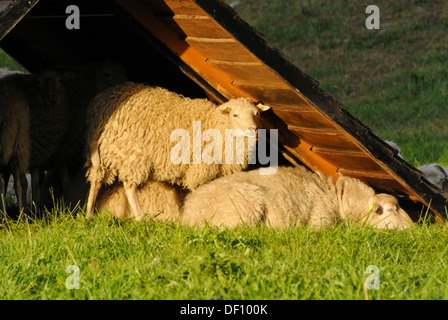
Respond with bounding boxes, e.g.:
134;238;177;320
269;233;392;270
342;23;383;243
19;173;28;211
0;172;8;218
31;168;44;210
0;171;8;200
12;170;27;213
123;183;145;220
86;180;102;218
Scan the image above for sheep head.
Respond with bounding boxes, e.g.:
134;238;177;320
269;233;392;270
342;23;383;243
364;194;413;230
93;61;129;92
217;98;270;137
335;176;412;229
37;69;64;105
418;163;448;192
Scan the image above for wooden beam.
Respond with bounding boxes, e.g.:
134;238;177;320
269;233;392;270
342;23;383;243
116;0;250;101
0;0;40;41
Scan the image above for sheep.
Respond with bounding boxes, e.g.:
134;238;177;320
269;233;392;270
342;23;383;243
385;140;403;159
42;62;129;185
0;63;128;213
0;69;63;213
384;141;448;192
28;69;71;209
418;163;448;192
96;180;188;222
181;166;413;230
85;82;270;220
0;76;31;213
229;1;242;9
35;62;128;209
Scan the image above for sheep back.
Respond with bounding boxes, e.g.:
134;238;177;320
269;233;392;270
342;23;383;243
182;166;341;229
86;83;258;189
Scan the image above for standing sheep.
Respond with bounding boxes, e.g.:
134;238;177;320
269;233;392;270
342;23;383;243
96;180;187;222
0;70;61;213
85;83;270;220
181;166;413;230
0;77;31;214
28;69;71;209
37;62;128;208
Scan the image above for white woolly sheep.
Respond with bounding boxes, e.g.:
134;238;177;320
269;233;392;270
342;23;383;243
181;166;413;230
96;180;188;222
85;83;270;220
418;163;448;192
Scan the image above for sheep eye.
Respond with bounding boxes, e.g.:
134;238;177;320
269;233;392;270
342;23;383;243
233;114;239;117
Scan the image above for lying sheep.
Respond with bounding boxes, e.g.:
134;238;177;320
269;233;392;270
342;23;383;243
96;180;187;222
229;1;242;9
418;163;448;192
384;140;448;192
181;166;413;230
85;83;269;220
384;140;403;159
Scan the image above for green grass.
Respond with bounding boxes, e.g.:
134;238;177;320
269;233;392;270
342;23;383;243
0;49;26;72
230;0;448;165
1;0;448;300
2;211;448;300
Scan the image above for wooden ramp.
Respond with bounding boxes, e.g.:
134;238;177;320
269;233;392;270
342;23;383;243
1;0;447;221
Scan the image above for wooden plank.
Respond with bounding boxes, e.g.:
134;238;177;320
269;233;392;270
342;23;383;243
338;169;410;194
116;0;250;100
337;168;396;180
275;109;340;128
172;15;234;39
155;0;206;15
288;127;360;150
207;59;287;86
185;37;259;62
312;146;386;172
288;125;341;134
234;83;313;108
0;0;40;41
259;110;341;181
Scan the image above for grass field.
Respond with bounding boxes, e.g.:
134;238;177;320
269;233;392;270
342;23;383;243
1;0;448;301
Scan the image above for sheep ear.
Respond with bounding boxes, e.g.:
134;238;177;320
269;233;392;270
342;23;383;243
217;103;231;113
434;165;448;178
256;103;270;112
369;202;382;214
